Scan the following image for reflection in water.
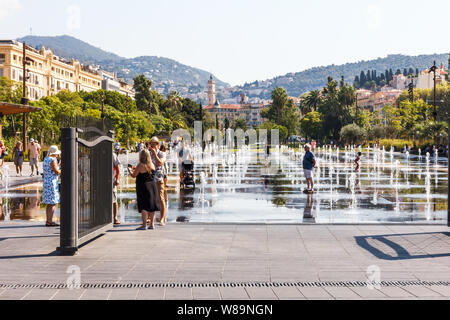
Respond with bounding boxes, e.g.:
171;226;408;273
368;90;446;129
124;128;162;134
0;183;55;222
303;194;315;223
1;146;448;225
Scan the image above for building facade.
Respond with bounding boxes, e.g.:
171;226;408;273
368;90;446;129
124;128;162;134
204;79;269;129
100;70;135;99
356;88;403;112
0;40;134;101
207;75;216;106
416;64;448;89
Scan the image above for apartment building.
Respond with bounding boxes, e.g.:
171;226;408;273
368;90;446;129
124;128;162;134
204;77;268;128
0;40;103;101
356;88;403;112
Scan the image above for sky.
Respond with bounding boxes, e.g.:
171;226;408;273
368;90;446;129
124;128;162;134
0;0;449;86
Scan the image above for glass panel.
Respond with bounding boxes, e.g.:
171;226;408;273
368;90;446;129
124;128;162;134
63;116;114;239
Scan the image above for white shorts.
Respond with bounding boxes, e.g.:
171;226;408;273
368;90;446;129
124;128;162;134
304;169;313;179
30;158;38;166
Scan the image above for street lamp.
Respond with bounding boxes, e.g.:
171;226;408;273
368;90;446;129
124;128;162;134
21;42;35;150
429;61;437;121
101;91;105;132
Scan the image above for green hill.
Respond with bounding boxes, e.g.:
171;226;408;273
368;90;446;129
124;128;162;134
18;35;230;92
235;53;449;99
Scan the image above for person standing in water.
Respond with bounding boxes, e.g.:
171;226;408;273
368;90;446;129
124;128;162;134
355;152;362;172
303;144;316;194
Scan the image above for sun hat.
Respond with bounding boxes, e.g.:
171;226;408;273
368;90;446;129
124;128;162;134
48;145;61;156
30;138;35;143
150;137;160;144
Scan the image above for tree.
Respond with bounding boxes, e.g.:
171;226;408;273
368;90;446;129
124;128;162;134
133;75;161;114
271;87;288;124
281;98;300;136
0;77;22;103
165;91;183;112
259;121;288;142
360;71;366;86
355;110;373;132
300;111;323;140
233;118;250;131
301;90;322;114
424;121;448;144
340;124;366;144
181;98;201;128
163;107;187;130
224;118;230;130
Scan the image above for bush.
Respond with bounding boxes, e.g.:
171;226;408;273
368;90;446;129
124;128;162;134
340;124;366;145
376;139;413;151
368;125;386;140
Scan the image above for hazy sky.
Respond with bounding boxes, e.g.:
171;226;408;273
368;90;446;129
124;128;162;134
0;0;449;86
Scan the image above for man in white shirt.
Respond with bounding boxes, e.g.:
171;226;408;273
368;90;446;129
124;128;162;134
28;139;41;177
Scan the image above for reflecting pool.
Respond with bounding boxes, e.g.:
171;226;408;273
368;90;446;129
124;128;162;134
0;145;447;225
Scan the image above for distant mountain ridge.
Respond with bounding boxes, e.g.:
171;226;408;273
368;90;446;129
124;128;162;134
16;36;448;101
18;35;230;94
231;53;449;100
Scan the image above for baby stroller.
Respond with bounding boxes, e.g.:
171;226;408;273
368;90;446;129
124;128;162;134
181;161;195;189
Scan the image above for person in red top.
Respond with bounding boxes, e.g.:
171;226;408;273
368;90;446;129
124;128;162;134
0;140;6;180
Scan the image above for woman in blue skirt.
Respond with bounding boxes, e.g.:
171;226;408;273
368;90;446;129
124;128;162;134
42;145;61;227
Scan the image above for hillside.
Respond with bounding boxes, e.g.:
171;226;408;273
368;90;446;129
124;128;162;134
18;35;230;94
230;53;449;99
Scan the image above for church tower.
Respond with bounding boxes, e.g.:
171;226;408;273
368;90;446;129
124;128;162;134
207;75;216;106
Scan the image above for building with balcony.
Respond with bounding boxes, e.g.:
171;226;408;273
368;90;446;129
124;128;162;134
0;40;134;101
356;88;403;112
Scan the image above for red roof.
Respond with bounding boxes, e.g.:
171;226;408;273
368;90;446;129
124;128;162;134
204;104;242;110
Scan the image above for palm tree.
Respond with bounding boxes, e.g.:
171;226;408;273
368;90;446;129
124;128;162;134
271;87;288;124
163;107;187;129
424;121;448;144
301;90;321;114
166;91;183;112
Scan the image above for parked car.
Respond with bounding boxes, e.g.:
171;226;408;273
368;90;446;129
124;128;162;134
288;136;302;143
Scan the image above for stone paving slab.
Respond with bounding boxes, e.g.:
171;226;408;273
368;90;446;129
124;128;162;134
0;223;449;300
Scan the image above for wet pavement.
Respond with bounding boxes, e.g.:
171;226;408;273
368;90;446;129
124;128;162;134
0;147;448;225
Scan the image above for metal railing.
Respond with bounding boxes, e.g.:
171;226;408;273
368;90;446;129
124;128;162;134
58;117;114;256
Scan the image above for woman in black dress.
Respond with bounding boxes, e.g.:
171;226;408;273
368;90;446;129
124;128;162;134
127;149;159;230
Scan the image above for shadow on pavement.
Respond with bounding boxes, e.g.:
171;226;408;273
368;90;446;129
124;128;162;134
355;232;450;260
0;251;59;260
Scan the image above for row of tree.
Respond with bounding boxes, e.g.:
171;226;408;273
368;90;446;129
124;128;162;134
353;68;419;90
297;78;449;146
0;75;219;150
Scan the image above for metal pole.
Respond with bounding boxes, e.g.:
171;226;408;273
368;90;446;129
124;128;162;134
58;128;79;256
101;92;105;132
433;61;437;121
22;42;27;150
126;94;129;149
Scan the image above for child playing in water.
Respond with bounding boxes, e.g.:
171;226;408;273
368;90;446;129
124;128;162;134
354;152;362;172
